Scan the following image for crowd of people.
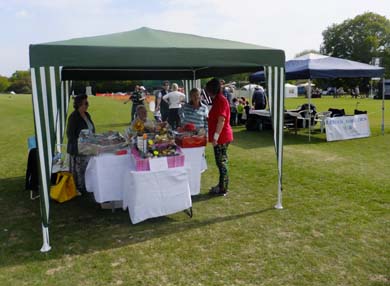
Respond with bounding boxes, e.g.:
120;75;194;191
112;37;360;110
67;78;268;197
212;80;264;127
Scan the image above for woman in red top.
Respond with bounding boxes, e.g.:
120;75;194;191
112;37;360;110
206;78;233;196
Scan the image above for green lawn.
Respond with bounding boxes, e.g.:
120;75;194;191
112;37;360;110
0;94;389;286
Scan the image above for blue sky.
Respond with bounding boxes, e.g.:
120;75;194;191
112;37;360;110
1;0;389;76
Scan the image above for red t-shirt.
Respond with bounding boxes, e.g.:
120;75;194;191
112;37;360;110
208;93;233;144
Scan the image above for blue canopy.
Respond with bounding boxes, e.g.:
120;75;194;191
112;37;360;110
250;53;385;82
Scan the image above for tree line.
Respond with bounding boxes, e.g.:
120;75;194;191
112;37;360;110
0;71;31;94
321;12;390;78
316;12;390;92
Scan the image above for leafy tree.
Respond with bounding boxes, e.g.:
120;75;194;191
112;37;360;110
72;80;142;94
94;80;141;93
321;12;390;78
201;73;251;87
294;49;320;58
7;70;31;94
0;76;10;92
223;73;251;84
9;70;30;81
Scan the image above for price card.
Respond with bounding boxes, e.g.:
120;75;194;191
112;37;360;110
149;157;168;171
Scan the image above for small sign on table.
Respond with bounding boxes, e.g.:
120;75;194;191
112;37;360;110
149;157;168;171
325;114;371;141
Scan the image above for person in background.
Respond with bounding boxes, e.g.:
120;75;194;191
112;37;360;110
163;83;185;129
130;105;154;131
243;100;251;124
206;78;233;196
230;97;238;126
124;85;145;121
155;81;170;122
252;86;267;110
312;87;321;97
66;94;95;193
237;99;244;125
355;85;360;98
220;79;229;100
153;103;162;122
335;87;345;98
180;88;208;133
226;86;233;105
220;79;226;95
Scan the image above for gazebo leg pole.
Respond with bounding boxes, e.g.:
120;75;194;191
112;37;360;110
275;176;283;209
308;79;312;142
40;224;51;253
382;78;385;135
274;65;284;210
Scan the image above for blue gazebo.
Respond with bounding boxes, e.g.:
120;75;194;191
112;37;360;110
250;53;386;138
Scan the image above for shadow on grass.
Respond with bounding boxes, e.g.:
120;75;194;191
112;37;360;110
0;176;25;192
231;127;327;150
191;192;226;203
0;181;273;268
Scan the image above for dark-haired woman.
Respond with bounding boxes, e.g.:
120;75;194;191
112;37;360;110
66;94;95;193
206;78;233;196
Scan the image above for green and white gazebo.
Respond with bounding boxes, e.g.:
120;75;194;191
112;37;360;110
29;27;286;252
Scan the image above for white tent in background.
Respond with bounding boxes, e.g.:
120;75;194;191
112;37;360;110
285;83;298;98
297;82;315;96
241;84;263;90
235;84;264;99
297;82;315;87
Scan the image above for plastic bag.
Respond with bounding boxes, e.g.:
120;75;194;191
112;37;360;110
78;130;126;155
50;171;77;203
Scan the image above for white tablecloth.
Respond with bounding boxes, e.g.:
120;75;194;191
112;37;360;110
85;151;132;203
86;147;207;201
181;146;207;195
85;147;207;223
122;166;192;224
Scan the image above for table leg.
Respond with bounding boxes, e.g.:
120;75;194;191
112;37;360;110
184;207;193;218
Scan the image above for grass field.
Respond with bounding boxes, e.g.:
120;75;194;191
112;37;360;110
0;94;389;286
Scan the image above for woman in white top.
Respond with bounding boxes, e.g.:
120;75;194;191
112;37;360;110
162;83;185;129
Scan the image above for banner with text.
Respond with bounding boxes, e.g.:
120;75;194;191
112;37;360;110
325;114;371;141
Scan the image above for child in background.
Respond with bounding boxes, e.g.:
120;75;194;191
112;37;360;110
243;101;251;124
237;99;244;125
230;97;238;126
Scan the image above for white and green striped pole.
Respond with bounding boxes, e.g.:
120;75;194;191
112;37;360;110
31;65;67;252
266;65;284;210
382;78;385;135
31;67;52;252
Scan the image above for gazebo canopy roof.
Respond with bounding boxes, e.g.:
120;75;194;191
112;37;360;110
29;27;285;80
250;53;384;82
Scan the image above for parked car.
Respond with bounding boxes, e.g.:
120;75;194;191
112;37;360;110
375;79;390;99
322;87;336;95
